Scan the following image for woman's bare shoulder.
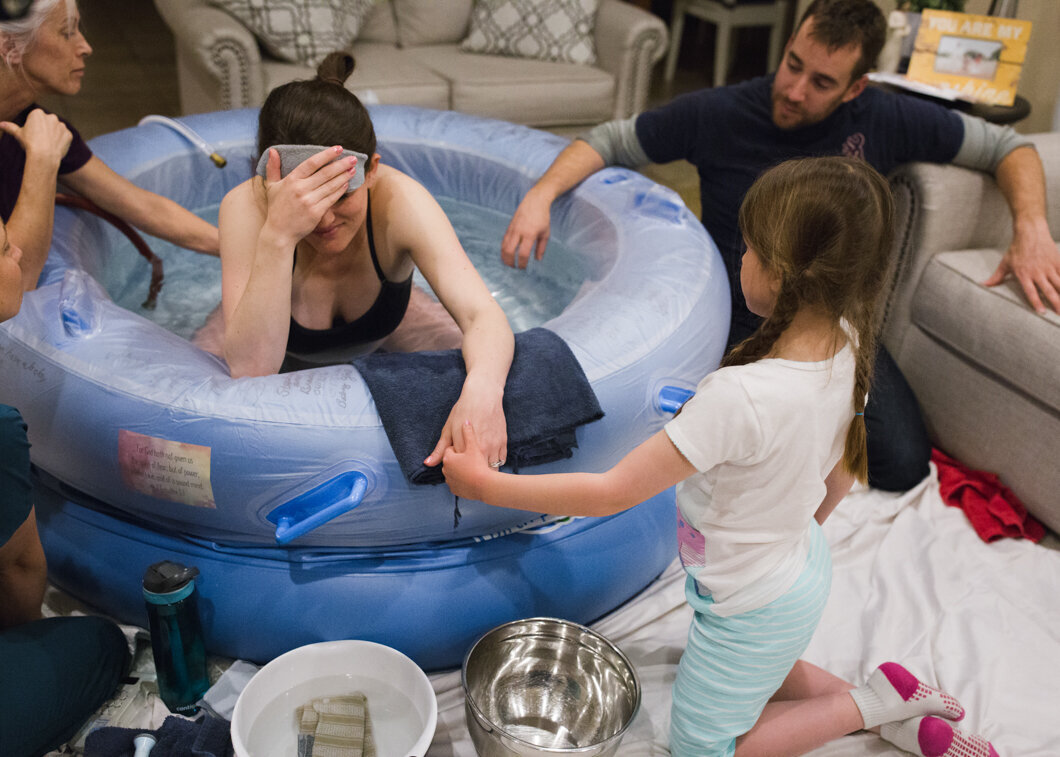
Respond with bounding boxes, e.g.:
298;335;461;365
221;178;261;211
219;178;266;228
372;166;442;223
217;178;269;264
374;165;430;198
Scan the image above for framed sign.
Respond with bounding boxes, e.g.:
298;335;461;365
906;9;1032;107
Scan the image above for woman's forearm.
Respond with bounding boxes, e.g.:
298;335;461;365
7;153;63;291
62;157;220;255
122;191;220;255
458;298;514;396
224;303;291;377
222;232;297;377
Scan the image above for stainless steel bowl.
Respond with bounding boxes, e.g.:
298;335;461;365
462;617;641;757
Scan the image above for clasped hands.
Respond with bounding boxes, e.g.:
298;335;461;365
426;375;506;478
440;421;499;500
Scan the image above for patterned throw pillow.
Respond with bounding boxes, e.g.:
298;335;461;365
461;0;600;66
208;0;381;67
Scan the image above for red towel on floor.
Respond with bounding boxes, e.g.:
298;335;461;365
931;448;1046;543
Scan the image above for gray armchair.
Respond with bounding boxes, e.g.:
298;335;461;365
883;132;1060;534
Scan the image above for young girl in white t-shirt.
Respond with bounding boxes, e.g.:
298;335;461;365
443;157;998;757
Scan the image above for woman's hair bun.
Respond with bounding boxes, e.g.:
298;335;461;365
316;52;356;88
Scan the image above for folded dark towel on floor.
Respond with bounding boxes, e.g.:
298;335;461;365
931;448;1045;543
353;327;604;485
84;714;233;757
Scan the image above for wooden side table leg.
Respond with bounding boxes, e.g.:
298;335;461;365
714;15;731;87
664;0;689;82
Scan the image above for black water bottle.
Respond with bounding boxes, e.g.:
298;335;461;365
143;560;210;714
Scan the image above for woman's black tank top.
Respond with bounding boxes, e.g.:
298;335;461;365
286;192;413;355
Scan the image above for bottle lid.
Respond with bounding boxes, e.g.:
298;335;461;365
143;560;199;598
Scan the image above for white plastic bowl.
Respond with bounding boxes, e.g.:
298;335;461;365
231;640;437;757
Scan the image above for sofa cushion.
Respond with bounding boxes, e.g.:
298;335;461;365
393;0;474;46
406;44;612;125
208;0;379;66
910;248;1060;411
460;0;599;65
263;44;450;111
359;1;399;45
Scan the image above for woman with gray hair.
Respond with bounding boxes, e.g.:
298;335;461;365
0;0;218;296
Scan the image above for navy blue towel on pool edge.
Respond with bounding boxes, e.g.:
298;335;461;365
353;327;604;485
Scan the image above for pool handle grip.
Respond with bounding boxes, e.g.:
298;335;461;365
271;472;369;544
657;385;695;414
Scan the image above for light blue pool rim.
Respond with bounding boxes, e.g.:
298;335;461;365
13;105;731;669
1;106;730;549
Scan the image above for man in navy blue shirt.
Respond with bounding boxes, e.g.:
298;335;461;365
501;0;1059;492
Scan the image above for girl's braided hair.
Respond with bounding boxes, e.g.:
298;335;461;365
723;156;895;483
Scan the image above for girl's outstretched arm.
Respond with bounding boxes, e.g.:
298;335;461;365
443;422;696;517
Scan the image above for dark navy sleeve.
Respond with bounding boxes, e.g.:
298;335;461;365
0;105;93;221
55;111;93;177
635;88;716;166
0;405;33;547
860;89;964;175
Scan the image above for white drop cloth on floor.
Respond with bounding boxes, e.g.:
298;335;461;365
430;464;1059;756
47;463;1059;755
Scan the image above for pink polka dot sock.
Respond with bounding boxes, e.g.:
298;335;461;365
880;716;999;757
849;662;965;729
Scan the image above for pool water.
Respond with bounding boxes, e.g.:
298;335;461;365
102;198;585;341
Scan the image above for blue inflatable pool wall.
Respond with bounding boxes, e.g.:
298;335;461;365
5;107;730;669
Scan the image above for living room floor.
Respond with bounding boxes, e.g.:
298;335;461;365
38;0;779;215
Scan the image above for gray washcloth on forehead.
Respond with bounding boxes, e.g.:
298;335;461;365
256;144;367;193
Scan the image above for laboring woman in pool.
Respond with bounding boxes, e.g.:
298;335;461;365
207;52;514;468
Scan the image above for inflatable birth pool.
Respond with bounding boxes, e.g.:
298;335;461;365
2;107;729;669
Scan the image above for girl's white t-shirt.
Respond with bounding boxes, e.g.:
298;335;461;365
664;346;855;616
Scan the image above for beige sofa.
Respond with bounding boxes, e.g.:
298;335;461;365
153;0;668;128
882;132;1060;535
